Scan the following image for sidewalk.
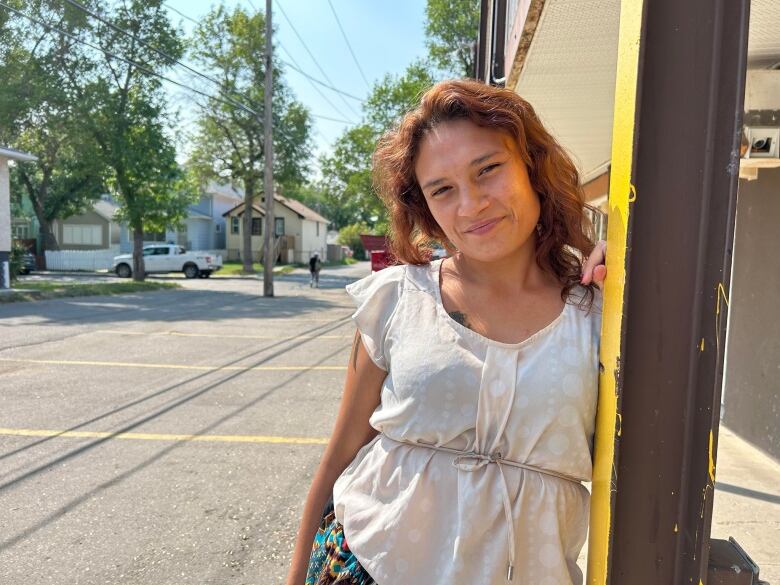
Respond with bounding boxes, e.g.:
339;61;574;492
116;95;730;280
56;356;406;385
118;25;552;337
577;426;779;580
712;426;780;582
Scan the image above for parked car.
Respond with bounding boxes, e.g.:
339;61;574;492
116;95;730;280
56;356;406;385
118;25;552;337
18;252;36;275
113;245;223;279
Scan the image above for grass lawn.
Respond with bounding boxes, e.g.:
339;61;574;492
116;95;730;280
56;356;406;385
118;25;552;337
1;281;180;303
219;262;296;276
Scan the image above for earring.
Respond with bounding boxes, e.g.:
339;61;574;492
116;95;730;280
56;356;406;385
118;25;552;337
536;223;543;235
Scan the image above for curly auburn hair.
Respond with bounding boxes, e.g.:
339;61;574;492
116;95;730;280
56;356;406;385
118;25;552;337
372;78;597;303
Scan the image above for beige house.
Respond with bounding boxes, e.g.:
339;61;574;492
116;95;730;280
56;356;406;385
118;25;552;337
52;198;121;251
223;194;329;263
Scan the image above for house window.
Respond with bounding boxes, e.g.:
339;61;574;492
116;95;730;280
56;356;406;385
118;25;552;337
63;224;102;246
252;217;263;236
143;231;166;242
275;217;285;236
231;216;240;234
215;223;222;233
13;224;29;239
316;222;320;237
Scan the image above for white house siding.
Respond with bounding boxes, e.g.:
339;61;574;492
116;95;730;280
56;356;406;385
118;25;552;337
297;219;328;263
212;196;241;250
186;218;212;251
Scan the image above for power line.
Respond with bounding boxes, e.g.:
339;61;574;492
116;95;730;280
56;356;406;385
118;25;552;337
164;1;362;108
164;2;197;24
274;0;361;118
59;0;254;117
277;43;354;122
278;55;364;103
0;0;260;116
2;2;354;125
326;0;370;89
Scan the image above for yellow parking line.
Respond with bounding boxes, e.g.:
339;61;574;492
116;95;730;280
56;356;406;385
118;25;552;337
0;427;328;445
95;330;353;340
0;358;347;372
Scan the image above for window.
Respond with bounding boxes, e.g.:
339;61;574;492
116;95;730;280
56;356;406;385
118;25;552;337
144;231;166;242
275;217;285;236
316;222;320;237
231;216;240;234
154;247;170;255
63;224;102;246
13;224;29;239
215;223;222;233
252;217;263;236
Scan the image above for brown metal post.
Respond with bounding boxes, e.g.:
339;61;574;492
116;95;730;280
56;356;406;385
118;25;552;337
607;0;750;583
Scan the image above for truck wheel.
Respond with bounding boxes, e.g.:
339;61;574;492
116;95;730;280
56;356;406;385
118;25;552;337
183;263;199;279
199;271;211;278
116;263;132;278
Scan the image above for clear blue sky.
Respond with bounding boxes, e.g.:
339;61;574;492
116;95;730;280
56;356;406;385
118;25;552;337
162;0;428;171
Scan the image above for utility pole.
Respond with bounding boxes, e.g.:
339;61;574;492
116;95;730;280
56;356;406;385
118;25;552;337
262;0;274;297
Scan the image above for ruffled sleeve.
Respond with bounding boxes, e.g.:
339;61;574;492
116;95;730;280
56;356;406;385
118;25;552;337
344;265;406;371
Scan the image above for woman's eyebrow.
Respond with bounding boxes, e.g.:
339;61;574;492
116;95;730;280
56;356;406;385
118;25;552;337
421;151;503;190
469;151;501;166
422;177;446;190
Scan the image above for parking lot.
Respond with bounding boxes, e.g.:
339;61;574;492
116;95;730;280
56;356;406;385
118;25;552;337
0;263;369;585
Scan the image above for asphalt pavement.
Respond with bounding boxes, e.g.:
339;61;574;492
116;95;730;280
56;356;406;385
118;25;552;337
0;260;777;584
0;262;370;585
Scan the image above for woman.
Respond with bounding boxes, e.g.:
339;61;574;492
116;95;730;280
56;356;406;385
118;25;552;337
287;79;607;585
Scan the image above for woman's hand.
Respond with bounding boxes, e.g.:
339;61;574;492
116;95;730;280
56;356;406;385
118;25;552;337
581;240;607;289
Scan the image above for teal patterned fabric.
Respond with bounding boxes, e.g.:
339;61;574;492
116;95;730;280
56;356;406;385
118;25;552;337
305;499;376;585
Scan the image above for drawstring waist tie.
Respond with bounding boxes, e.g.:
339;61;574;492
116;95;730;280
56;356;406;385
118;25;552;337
383;434;584;582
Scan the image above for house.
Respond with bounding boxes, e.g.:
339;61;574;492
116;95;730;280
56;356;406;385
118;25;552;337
52;197;121;251
223;194;330;263
1;146;37;288
116;181;243;253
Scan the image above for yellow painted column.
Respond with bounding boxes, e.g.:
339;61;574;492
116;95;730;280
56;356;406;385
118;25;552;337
587;1;645;583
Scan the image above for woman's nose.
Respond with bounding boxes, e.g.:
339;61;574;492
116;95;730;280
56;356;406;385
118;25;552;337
458;184;490;216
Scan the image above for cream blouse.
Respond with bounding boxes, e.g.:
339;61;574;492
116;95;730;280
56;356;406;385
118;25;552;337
333;258;601;585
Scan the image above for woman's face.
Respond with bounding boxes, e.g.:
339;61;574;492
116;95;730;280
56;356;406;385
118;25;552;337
414;118;540;263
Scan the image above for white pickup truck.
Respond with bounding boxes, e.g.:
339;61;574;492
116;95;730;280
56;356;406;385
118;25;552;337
113;245;223;279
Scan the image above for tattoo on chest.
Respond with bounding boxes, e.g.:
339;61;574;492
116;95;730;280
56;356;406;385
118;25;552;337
448;310;473;330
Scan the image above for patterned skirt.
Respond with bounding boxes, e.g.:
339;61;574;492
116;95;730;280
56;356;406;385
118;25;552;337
305;498;376;585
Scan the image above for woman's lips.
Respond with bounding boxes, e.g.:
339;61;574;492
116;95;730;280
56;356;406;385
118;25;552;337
465;217;503;235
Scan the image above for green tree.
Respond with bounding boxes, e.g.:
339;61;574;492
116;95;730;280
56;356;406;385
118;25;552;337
337;221;370;261
76;0;194;281
425;0;481;77
318;63;435;230
364;61;435;132
0;1;107;257
188;5;313;273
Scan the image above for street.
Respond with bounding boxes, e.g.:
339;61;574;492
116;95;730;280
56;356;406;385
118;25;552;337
1;261;778;584
0;262;369;585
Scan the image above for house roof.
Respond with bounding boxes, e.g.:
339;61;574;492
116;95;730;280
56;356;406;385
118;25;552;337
277;194;329;224
204;181;243;202
222;201;266;218
222;194;329;224
93;199;120;221
0;147;37;162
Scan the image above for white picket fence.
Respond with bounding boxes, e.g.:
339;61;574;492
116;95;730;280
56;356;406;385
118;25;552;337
45;248;119;272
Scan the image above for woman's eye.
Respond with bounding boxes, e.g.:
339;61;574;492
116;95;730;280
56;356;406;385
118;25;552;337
431;186;451;197
479;163;500;176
